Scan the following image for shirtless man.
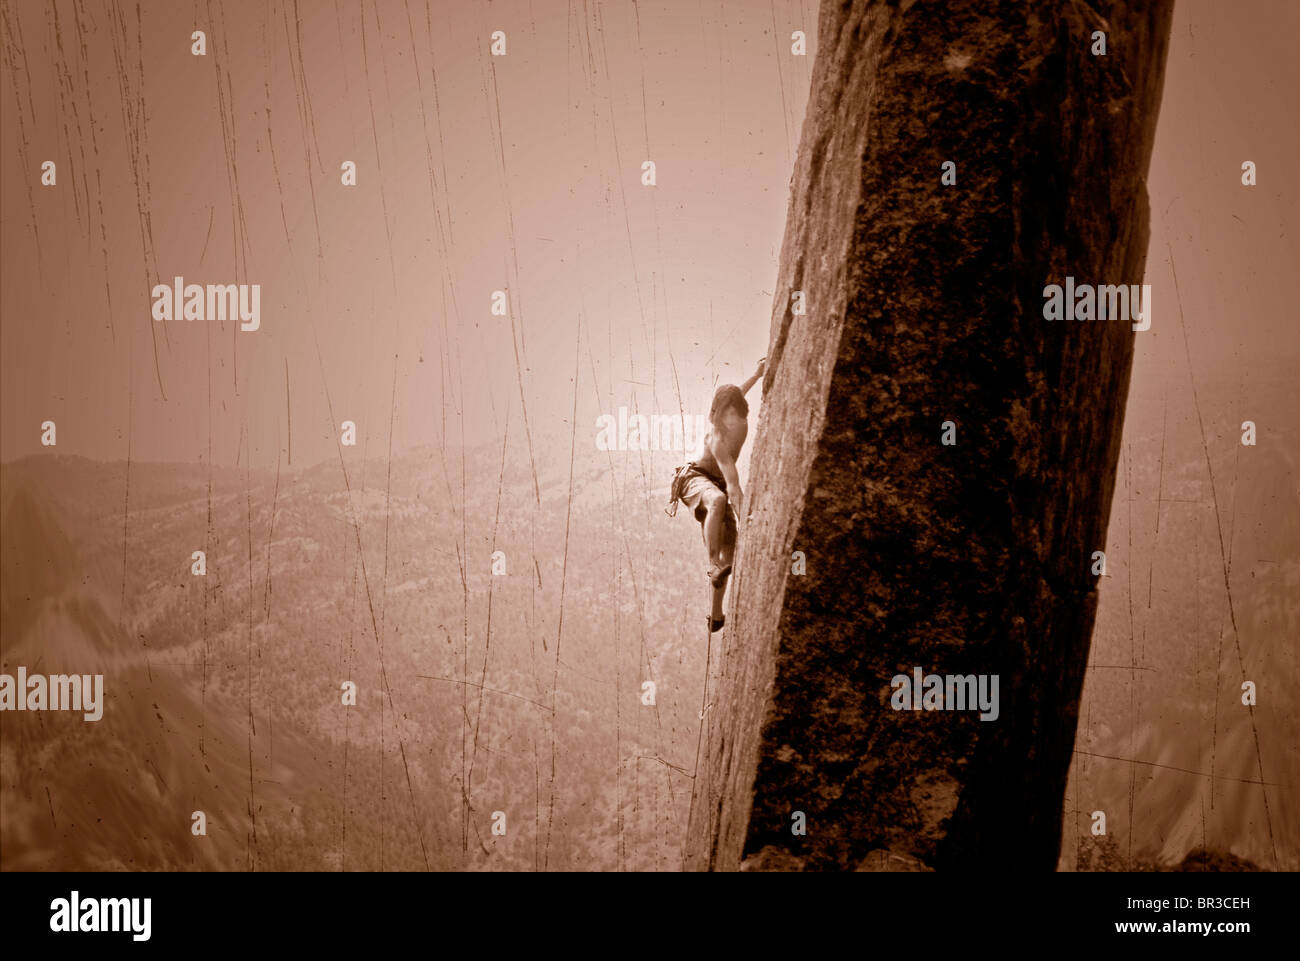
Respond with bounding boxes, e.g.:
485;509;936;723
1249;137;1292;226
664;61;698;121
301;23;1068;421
668;358;766;632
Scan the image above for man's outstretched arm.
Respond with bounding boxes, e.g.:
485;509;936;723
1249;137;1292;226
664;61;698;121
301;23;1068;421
712;435;743;530
739;356;767;396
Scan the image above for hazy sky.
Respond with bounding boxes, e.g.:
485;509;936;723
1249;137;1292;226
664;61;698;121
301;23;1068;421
2;0;816;473
4;0;1296;479
1135;0;1299;404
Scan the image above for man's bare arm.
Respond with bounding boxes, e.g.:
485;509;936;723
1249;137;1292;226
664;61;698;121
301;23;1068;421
739;356;767;396
711;434;743;523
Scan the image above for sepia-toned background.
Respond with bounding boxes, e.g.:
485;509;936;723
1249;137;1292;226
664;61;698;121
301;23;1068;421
1;0;1296;870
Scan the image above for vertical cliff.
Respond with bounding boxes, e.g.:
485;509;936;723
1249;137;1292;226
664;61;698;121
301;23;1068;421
683;0;1175;870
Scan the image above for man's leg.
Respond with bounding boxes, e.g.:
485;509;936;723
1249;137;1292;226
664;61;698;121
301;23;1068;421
700;489;727;569
710;506;737;621
710;557;729;620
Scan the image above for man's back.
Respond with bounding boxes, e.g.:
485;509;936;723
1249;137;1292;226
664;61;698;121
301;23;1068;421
693;413;747;478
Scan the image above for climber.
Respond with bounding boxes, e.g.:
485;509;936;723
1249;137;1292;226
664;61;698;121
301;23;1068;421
665;357;766;632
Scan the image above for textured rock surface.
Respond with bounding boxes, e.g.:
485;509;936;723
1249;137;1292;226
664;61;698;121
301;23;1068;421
683;0;1175;870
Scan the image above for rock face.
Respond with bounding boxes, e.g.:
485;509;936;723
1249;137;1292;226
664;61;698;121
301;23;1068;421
683;0;1175;871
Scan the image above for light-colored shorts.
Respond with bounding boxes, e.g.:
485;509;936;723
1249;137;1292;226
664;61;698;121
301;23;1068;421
679;468;737;541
